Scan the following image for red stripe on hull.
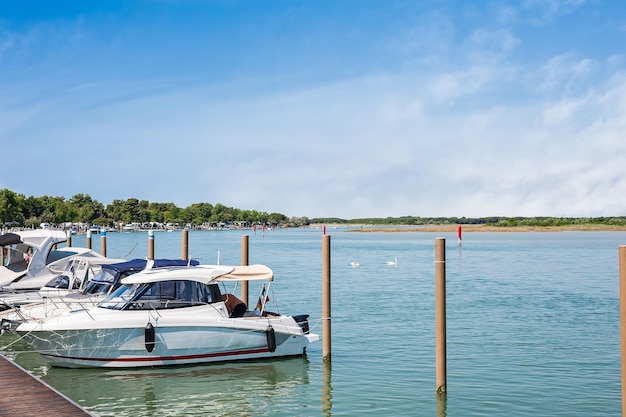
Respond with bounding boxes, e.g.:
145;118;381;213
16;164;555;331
42;347;272;364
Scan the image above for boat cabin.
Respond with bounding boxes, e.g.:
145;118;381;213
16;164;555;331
100;279;223;311
98;264;270;316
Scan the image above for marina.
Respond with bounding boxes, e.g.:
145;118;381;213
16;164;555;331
0;228;623;416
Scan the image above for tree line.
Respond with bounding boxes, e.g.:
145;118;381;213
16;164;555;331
2;188;625;230
0;188;301;229
307;215;626;227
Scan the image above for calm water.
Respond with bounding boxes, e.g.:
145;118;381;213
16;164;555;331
1;228;623;416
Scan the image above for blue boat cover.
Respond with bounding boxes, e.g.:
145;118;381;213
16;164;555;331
90;258;199;284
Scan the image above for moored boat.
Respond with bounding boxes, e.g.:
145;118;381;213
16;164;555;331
0;229;111;290
15;264;319;368
0;258;198;327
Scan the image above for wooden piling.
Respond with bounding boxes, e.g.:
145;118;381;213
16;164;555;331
100;230;107;257
322;234;331;362
435;237;447;395
619;245;626;416
241;235;249;306
148;230;154;260
322;361;332;415
66;230;72;247
86;230;92;249
181;229;188;260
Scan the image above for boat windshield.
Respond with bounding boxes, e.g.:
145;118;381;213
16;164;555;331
83;268;118;294
99;280;222;311
44;274;73;289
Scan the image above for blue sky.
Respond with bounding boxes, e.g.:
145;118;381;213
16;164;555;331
1;1;625;219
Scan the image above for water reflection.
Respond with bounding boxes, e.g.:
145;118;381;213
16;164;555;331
33;356;312;416
2;327;320;416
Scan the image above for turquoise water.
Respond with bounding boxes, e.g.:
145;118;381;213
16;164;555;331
1;229;623;416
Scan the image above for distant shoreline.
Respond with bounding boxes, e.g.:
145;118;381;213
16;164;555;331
315;224;626;233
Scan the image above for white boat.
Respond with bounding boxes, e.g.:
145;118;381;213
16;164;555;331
15;264;319;368
0;229;110;290
0;258;198;325
0;254;124;310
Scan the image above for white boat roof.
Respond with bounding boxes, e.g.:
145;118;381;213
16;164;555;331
15;229;67;248
120;264;274;285
47;252;125;273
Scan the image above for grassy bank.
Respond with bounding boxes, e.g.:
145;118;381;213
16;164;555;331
340;224;626;233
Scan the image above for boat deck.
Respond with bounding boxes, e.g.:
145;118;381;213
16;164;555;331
0;354;92;416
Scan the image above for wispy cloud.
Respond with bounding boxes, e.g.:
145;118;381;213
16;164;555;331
1;1;626;218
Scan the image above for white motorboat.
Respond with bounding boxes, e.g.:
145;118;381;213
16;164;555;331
15;264;319;368
0;258;198;326
0;254;124;310
0;229;109;290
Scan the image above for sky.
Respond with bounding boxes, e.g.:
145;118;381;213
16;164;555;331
1;0;626;219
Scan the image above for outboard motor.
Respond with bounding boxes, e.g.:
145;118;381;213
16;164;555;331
293;314;310;334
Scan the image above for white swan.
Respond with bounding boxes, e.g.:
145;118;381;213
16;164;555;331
386;258;397;266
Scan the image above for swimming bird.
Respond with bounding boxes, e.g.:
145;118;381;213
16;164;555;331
386;258;397;266
349;261;360;267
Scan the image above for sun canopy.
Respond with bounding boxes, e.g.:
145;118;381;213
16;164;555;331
214;264;274;282
120;264;274;285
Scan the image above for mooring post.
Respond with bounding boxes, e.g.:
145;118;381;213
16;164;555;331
182;229;188;260
86;229;92;249
619;245;626;416
322;233;332;362
241;235;249;306
435;237;447;395
100;230;107;257
66;230;72;247
322;361;333;415
148;230;154;260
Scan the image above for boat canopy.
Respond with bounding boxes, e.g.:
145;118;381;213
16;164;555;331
214;264;274;282
0;233;22;246
99;258;199;275
120;264;274;285
84;258;200;287
15;230;67;248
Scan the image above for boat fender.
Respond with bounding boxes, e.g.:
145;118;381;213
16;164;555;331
145;322;155;353
266;325;276;352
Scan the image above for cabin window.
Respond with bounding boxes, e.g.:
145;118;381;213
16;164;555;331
101;280;224;310
127;280;221;309
84;268;118;294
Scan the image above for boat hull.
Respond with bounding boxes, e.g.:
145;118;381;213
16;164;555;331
17;318;314;368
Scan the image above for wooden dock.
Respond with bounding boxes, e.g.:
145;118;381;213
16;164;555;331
0;354;92;416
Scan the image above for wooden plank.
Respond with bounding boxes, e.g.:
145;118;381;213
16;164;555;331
0;354;92;416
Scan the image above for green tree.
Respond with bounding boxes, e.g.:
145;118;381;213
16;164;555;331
0;188;25;226
70;193;104;223
268;212;288;225
22;195;44;221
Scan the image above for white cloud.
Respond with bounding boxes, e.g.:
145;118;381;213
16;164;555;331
539;53;597;93
2;1;626;219
469;29;521;54
522;0;587;23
